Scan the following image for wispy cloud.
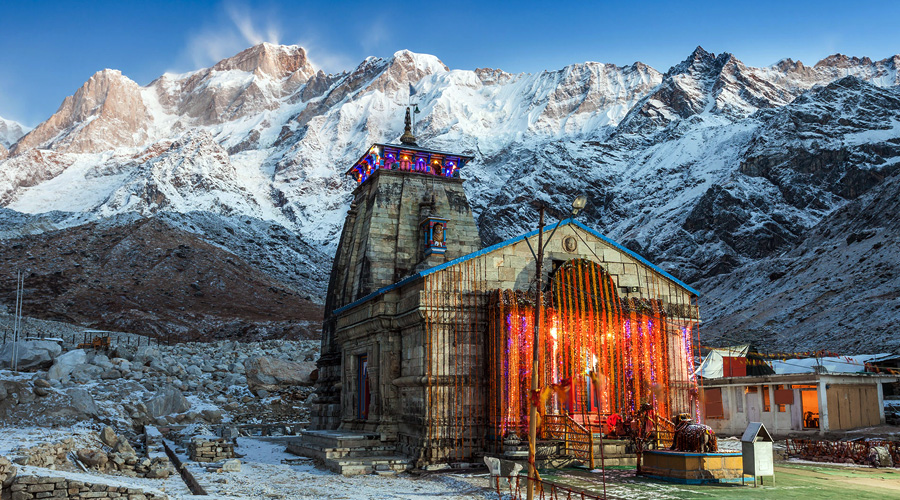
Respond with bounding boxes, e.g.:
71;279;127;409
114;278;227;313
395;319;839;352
174;1;365;76
180;2;282;70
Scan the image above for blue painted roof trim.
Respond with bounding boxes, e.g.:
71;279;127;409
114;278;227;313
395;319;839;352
332;219;698;315
569;219;699;296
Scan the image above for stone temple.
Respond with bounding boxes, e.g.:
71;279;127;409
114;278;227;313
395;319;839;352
296;111;702;474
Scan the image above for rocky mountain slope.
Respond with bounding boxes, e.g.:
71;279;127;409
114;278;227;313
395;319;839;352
0;212;322;339
0;44;898;351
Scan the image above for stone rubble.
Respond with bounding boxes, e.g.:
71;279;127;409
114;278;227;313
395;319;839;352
13;427;174;480
188;437;234;463
1;338;320;429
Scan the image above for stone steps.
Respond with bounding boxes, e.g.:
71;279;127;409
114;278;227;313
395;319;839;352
287;441;397;460
327;455;414;476
287;430;413;476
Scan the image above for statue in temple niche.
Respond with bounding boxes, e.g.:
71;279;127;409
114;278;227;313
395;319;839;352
433;223;445;244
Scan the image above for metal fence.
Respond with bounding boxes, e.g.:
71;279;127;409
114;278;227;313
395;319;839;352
1;325;166;348
490;475;616;500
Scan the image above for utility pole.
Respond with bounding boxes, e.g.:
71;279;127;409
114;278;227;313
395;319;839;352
11;270;23;372
524;196;586;500
527;206;545;500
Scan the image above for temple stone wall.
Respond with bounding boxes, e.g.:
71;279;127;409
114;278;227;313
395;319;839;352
329;222;699;464
313;169;481;431
318;177;699;463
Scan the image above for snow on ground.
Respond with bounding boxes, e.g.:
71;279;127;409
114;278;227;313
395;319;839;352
0;426;500;500
185;437;499;500
0;426;190;497
0;426;94;455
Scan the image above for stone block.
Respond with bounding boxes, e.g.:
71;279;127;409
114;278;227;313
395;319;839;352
11;491;33;500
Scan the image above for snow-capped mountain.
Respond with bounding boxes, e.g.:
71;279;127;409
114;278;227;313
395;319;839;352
0;44;898;350
0;115;28;153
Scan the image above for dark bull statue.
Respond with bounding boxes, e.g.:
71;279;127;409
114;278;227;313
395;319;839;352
670;413;718;453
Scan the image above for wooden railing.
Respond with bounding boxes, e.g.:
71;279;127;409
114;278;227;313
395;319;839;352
543;414;595;468
652;415;675;449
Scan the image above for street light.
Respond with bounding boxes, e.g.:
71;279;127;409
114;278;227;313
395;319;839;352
571;195;587;216
526;195;587;500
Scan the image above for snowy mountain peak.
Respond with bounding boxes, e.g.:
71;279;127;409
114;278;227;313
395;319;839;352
665;45;721;77
815;53;875;68
0;115;28;148
390;49;449;73
211;42;316;80
11;68;148;155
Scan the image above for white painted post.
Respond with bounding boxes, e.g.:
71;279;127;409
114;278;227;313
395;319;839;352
817;378;829;434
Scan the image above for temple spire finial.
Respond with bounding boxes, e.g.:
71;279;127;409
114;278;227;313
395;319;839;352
400;107;417;146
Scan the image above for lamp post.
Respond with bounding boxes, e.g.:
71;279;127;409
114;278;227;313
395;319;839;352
527;195;587;500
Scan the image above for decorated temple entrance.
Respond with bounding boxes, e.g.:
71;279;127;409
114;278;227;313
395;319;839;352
487;259;700;444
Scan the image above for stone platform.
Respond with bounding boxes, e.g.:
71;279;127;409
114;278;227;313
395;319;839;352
286;429;412;476
640;450;744;484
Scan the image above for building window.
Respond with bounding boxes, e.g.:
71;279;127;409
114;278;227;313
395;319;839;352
762;385;771;412
774;384;788;412
704;388;724;419
735;387;744;413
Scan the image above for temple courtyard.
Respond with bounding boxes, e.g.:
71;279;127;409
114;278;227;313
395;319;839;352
4;426;900;499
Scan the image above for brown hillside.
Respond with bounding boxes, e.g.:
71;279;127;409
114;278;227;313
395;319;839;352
0;218;323;341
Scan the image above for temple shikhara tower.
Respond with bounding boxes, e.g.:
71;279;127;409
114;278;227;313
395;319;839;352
300;109;702;473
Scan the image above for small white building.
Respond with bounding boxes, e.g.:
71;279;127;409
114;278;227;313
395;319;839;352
702;373;897;436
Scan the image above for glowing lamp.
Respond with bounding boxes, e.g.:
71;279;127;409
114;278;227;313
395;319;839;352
571;195;588;216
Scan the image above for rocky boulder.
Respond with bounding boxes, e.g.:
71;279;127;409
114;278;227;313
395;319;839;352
0;455;17;488
48;349;87;380
100;426;118;448
245;356;316;393
0;340;62;370
76;448;108;469
134;346;161;366
145;386;190;417
67;387;100;416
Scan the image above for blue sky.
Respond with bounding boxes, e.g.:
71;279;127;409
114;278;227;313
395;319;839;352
1;0;898;126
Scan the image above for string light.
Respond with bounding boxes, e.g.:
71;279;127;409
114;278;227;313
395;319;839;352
488;259;698;437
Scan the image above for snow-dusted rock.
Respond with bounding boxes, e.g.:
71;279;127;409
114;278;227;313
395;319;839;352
70;363;104;384
0;340;62;370
77;448;108;469
245;356;316;392
100;426;118;447
134;346;161;365
48;349;87;380
222;459;241;472
148;358;168;373
90;354;114;369
67;388;99;416
145;386;190;417
201;409;223;423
